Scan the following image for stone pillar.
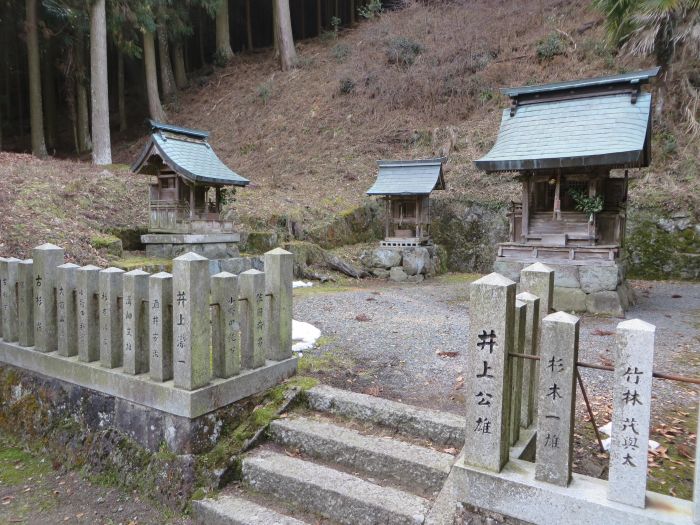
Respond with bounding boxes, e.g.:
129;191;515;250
211;271;240;378
122;269;149;375
77;265;100;362
56;263;79;357
608;319;655;508
535;311;579;487
239;269;266;370
33;243;64;352
17;260;34;347
0;257;5;339
520;262;554;316
99;267;124;368
173;252;211;391
0;258;21;342
464;272;515;473
149;272;173;382
695;401;700;525
264;248;293;361
516;291;540;429
510;299;526;446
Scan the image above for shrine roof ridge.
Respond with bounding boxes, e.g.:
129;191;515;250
148;120;209;139
367;157;446;196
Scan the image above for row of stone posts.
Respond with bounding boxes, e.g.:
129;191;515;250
0;244;294;391
464;262;700;519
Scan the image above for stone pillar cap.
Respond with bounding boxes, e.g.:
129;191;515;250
150;271;172;279
57;262;80;269
618;318;655;332
516;291;539;301
473;272;516;287
78;264;101;271
265;248;292;255
124;269;150;276
34;243;63;251
101;267;125;273
174;252;208;262
212;271;236;278
522;262;554;273
543;311;579;324
241;269;264;275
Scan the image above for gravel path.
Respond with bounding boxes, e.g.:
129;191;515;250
293;277;700;418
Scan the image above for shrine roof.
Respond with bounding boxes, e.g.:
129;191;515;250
366;158;446;196
132;120;249;186
475;68;658;173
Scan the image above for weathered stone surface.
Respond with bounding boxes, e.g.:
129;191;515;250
194;495;307;525
17;260;34;347
608;319;655;508
586;290;624;316
173;252;212;390
536;311;579;487
371;268;391;279
510;300;526;447
99;267;124;368
220;257;254;275
407;274;425;284
402;247;431;276
307;384;465;448
0;258;20;342
239;269;266;370
122;269;150;375
553;287;587;312
264;248;293;361
520;262;554;316
269;416;453;493
211;272;240;379
549;264;580;288
365;247;402;269
695;403;700;525
149;272;173;382
579;265;619;293
389;267;408;282
243;449;430;525
57;263;79;357
77;265;100;362
464;272;515;472
33;243;65;352
516;292;540;430
493;260;523;283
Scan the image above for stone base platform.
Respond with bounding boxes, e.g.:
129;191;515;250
453;456;692;525
494;258;634;315
142;233;241;260
360;245;441;283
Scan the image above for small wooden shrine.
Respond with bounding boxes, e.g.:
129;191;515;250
366;158;446;247
475;68;659;264
132;121;249;234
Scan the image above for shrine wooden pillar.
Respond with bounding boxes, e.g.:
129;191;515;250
553;171;561;220
521;176;530;242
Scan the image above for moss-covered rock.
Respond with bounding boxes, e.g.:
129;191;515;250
90;234;123;257
243;231;279;254
305;201;384;249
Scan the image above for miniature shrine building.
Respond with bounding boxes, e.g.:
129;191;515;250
132;121;249;235
366;158;446;247
475;68;658;264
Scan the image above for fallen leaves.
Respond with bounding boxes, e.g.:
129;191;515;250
592;329;614;336
436;351;458;358
354;314;371;322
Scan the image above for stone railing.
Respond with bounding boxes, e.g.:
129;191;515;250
454;262;697;525
0;244;297;420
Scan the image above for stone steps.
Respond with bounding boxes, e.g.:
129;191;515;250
193;494;310;525
306;384;465;448
242;449;431;525
269;415;453;494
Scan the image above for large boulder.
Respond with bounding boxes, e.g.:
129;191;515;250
389;267;408;282
402;247;431;276
549;264;580;288
579;265;619;293
363;248;402;269
493;260;523;282
586;290;625;316
553;287;587;312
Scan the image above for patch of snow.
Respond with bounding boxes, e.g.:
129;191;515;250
598;421;658;450
292;319;321;353
293;281;314;288
598;422;612;436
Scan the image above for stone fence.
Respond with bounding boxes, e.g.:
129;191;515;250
454;262;698;525
0;244;297;430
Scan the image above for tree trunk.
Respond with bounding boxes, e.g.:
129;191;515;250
75;28;92;153
350;0;355;25
117;51;127;132
143;30;166;122
316;0;322;34
300;0;306;39
26;0;47;157
41;45;57;152
173;43;188;89
198;9;206;67
215;0;234;62
90;0;112;165
157;24;176;101
245;0;254;50
274;0;297;71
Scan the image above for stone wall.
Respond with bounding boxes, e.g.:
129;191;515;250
360;245;442;283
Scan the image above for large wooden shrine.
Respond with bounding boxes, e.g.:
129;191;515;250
366;158;446;247
475;68;659;314
132;121;249;259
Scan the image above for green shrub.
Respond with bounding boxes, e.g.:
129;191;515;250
256;81;272;104
386;37;424;67
212;50;230;68
358;0;382;19
331;43;351;62
536;33;566;61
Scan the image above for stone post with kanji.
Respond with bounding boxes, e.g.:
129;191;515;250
17;260;34;347
535;311;579;487
173;252;211;390
123;269;149;375
57;263;79;357
33;243;64;352
516;291;540;429
510;299;526;446
211;271;240;378
0;257;20;342
77;265;100;362
239;269;266;370
149;272;173;382
264;248;293;361
464;272;515;472
99;267;124;368
608;318;655;508
520;262;554;317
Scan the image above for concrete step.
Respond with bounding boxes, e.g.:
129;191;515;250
306;384;465;448
269;415;453;495
193;494;309;525
243;449;431;525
